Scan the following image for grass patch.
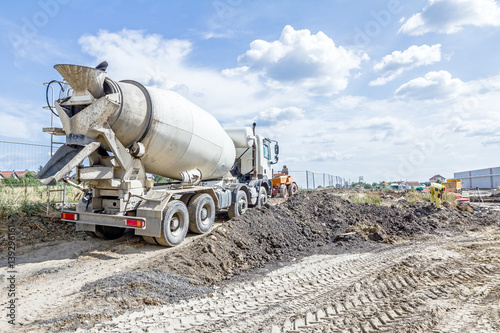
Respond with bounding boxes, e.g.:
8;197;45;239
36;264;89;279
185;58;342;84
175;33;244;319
0;184;82;219
404;191;426;204
347;193;382;205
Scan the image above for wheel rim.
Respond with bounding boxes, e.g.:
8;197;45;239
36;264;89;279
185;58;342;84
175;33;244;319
200;204;211;226
170;214;181;236
238;197;247;214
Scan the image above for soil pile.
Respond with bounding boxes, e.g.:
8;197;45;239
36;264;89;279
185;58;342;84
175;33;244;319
151;189;499;284
82;269;211;307
0;215;85;254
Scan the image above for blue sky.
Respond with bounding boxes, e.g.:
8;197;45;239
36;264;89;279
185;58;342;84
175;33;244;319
1;0;500;183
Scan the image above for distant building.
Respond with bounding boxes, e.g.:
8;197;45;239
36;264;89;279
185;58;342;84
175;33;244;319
0;170;33;180
429;174;446;183
0;171;19;180
389;181;413;190
407;181;422;189
16;171;30;178
455;167;500;189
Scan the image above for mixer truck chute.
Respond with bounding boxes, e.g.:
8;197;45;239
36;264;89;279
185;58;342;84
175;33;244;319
38;63;297;246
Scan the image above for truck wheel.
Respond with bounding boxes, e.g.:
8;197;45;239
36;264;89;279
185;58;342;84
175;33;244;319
94;225;126;240
256;187;268;208
228;191;248;219
142;236;158;245
155;200;189;247
84;231;99;238
288;183;298;196
188;193;215;234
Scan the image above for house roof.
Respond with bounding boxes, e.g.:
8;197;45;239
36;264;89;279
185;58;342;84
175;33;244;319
15;171;29;178
0;171;32;179
407;181;421;187
0;171;16;178
430;174;445;179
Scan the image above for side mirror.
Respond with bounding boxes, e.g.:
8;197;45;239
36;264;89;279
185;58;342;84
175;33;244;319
274;144;279;155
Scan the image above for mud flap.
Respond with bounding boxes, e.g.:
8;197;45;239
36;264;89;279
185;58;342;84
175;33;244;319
37;142;100;185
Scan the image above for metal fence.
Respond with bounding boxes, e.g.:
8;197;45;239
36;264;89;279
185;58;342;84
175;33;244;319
290;171;349;190
0;140;52;171
1;140;349;192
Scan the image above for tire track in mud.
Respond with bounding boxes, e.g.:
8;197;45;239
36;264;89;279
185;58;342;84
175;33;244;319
78;232;500;333
79;244;423;332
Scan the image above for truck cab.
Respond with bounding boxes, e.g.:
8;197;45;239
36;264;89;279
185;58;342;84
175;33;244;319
235;134;277;181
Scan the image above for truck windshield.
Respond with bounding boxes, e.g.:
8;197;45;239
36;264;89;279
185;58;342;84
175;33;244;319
263;140;271;160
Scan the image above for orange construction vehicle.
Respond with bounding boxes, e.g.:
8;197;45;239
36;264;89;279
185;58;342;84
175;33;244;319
443;178;462;194
272;165;298;197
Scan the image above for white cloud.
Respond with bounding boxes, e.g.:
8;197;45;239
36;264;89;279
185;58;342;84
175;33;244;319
395;71;465;100
370;44;442;86
310;151;354;162
0;96;48;141
223;25;368;95
78;29;292;121
79;29;192;90
71;28;500;183
252;106;304;127
481;137;500;146
399;0;500;36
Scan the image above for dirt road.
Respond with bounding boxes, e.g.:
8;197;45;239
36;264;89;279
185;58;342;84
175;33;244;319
1;190;499;332
69;228;500;333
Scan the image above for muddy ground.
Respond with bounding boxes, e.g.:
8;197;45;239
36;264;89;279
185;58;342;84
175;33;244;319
1;189;499;332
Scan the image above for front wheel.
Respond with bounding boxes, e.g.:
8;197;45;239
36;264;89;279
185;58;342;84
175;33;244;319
255;187;268;208
228;190;248;219
155;200;189;247
287;183;298;196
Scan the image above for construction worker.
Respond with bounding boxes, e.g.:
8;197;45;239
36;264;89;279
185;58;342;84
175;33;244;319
281;165;289;175
430;183;446;209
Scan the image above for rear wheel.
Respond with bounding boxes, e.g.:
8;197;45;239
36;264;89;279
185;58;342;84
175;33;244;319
155;200;189;247
228;190;248;219
93;225;126;240
188;193;215;234
288;183;298;196
142;236;158;245
85;231;98;238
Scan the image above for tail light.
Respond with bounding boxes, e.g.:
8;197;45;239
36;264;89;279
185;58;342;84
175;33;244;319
61;212;78;221
126;219;145;228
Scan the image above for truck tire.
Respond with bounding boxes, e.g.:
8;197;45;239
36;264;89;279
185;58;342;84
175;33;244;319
288;183;298;196
228;190;248;219
142;236;158;245
188;193;215;234
85;231;99;238
256;187;268;208
155;200;189;247
93;225;126;240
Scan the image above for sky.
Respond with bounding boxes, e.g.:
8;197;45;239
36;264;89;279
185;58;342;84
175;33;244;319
0;0;500;184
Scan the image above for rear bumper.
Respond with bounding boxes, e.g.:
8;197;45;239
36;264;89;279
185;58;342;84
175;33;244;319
61;210;160;237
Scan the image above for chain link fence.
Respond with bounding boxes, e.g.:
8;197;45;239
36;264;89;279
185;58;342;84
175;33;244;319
1;140;350;216
290;171;350;190
0;140;52;172
0;141;80;215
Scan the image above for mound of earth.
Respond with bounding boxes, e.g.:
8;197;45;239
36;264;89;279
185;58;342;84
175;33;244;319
81;269;212;308
0;215;85;254
148;189;499;285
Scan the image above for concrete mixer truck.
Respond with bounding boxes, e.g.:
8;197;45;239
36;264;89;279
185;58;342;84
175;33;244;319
38;63;297;246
